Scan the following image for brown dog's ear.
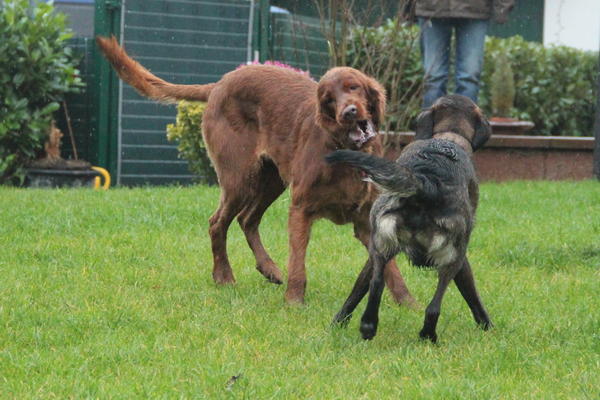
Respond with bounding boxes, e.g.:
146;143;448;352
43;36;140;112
472;108;492;150
415;108;434;141
316;85;338;131
365;76;386;129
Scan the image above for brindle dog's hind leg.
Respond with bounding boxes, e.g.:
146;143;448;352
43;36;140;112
453;258;492;329
419;258;464;343
332;258;373;326
359;249;391;340
353;217;416;308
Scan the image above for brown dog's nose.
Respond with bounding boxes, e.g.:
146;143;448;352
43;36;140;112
342;105;358;121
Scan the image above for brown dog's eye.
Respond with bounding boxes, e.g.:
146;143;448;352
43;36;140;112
349;85;359;91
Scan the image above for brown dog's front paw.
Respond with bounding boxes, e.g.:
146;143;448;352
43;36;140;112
284;288;305;305
285;279;306;305
256;262;283;285
284;295;305;305
212;267;236;285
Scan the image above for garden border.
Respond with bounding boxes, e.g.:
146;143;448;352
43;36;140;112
383;133;595;181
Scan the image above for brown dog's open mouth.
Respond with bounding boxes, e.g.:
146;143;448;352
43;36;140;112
349;120;377;147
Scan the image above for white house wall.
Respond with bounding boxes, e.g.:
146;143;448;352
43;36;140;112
543;0;600;51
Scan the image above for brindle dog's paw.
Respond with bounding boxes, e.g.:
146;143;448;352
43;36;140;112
479;319;493;331
360;320;378;340
331;311;352;328
419;329;437;343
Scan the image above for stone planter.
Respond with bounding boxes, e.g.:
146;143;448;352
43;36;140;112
382;132;595;181
489;117;535;135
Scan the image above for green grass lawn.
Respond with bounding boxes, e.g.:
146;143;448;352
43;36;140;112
0;181;598;399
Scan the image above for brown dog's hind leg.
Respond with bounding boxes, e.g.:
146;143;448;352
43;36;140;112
284;207;314;304
383;261;418;309
204;115;261;285
237;160;286;284
209;193;245;285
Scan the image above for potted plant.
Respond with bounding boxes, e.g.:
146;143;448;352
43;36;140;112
25;119;102;188
489;52;534;135
0;0;101;187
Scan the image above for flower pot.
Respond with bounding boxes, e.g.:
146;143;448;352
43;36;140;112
25;168;100;188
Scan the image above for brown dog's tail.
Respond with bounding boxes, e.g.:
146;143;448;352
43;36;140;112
95;36;215;103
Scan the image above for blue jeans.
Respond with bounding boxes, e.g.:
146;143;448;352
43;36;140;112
419;17;490;108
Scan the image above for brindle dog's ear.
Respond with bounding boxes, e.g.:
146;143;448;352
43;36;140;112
472;108;492;150
415;108;434;141
365;76;386;129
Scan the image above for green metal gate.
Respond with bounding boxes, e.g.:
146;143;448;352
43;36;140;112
269;11;329;77
94;0;253;185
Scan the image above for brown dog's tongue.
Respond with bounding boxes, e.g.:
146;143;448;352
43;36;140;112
349;129;365;145
349;121;376;147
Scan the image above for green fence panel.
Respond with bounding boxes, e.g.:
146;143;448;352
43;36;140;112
55;37;95;163
94;0;122;179
270;12;329;77
114;0;251;186
488;0;544;42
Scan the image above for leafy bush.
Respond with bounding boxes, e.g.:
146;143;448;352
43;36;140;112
348;20;423;133
166;101;217;185
480;35;597;136
349;20;598;136
0;0;82;184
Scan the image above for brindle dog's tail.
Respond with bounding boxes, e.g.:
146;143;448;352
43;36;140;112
325;150;421;196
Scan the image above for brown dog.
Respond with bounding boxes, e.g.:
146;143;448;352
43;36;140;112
96;36;414;305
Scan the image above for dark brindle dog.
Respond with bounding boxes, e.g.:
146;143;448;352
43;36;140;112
327;95;492;342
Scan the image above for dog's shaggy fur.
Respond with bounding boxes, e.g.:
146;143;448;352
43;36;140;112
328;95;492;342
96;36;415;305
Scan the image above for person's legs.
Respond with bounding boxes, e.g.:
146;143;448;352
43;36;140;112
454;18;489;104
419;18;452;108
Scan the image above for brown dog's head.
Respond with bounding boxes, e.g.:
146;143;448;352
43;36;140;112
316;67;386;149
415;95;491;152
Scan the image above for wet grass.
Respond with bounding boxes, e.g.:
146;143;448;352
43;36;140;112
0;181;598;398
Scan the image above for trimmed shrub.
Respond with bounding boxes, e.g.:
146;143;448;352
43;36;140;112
166;101;217;185
489;52;516;118
349;20;598;136
0;0;82;184
481;35;597;136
